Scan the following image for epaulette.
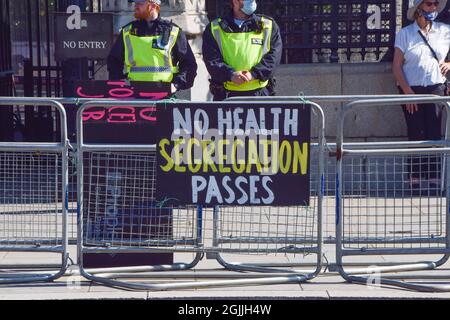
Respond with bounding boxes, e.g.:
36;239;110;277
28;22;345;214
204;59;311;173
255;14;275;23
254;14;274;33
217;18;233;32
121;20;134;29
121;20;139;34
159;18;181;29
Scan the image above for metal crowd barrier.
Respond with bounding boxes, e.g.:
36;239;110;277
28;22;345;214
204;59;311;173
0;97;69;284
227;94;436;242
4;94;450;292
335;96;450;292
75;99;324;290
0;97;124;246
226;94;440;272
53;97;130;245
47;98;137;244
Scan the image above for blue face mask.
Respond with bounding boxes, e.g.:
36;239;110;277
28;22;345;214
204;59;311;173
241;0;257;16
419;9;438;21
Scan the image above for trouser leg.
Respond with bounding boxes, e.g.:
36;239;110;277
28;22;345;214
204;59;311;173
402;105;426;178
403;84;445;179
422;85;445;179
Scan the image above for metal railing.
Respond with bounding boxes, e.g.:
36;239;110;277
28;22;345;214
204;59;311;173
2;95;450;292
227;95;436;241
75;99;324;290
335;96;450;292
0;97;69;284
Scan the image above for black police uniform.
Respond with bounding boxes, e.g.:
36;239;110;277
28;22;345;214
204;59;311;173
202;13;282;101
107;17;197;91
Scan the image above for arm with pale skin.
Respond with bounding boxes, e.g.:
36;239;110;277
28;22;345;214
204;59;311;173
392;47;418;113
440;62;450;76
440;62;450;95
440;25;450;78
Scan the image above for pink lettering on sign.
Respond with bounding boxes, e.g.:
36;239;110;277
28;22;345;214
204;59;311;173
139;92;169;100
107;107;137;123
82;108;106;121
76;81;169;124
76;86;105;98
106;81;127;86
105;81;135;98
76;81;169;100
140;107;157;122
108;88;134;98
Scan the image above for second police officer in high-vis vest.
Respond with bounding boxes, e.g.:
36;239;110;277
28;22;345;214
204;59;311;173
202;0;282;100
107;0;197;95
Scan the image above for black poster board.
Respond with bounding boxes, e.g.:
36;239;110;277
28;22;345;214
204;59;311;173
78;80;173;268
54;12;113;60
76;80;170;144
155;102;311;207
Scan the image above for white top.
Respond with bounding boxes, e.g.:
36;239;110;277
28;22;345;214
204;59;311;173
394;21;450;87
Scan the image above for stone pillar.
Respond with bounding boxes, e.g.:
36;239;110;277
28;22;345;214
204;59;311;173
102;0;210;100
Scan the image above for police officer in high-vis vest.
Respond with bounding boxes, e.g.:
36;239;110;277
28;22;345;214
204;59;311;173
202;0;282;100
107;0;197;95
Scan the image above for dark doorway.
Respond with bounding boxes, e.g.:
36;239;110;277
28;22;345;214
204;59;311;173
0;0;13;141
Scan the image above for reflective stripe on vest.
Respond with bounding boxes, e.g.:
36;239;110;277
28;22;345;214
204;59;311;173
122;24;180;82
130;66;173;73
211;17;272;92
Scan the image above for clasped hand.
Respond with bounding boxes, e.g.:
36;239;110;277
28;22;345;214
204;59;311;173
231;71;254;85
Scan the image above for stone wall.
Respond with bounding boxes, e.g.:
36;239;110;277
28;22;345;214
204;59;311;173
273;62;408;141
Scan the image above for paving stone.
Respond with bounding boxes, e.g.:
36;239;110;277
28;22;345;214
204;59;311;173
326;289;450;299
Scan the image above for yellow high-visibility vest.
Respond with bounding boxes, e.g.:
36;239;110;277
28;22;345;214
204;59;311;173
211;17;272;91
122;24;179;82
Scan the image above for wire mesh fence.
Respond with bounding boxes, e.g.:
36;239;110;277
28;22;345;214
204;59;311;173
0;98;69;284
71;142;335;248
216;205;318;254
215;143;322;255
3;96;450;291
73;100;324;290
80;149;321;255
81;151;199;250
0;151;64;247
341;152;447;250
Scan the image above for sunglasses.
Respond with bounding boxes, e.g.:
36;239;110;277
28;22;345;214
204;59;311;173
423;1;439;7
